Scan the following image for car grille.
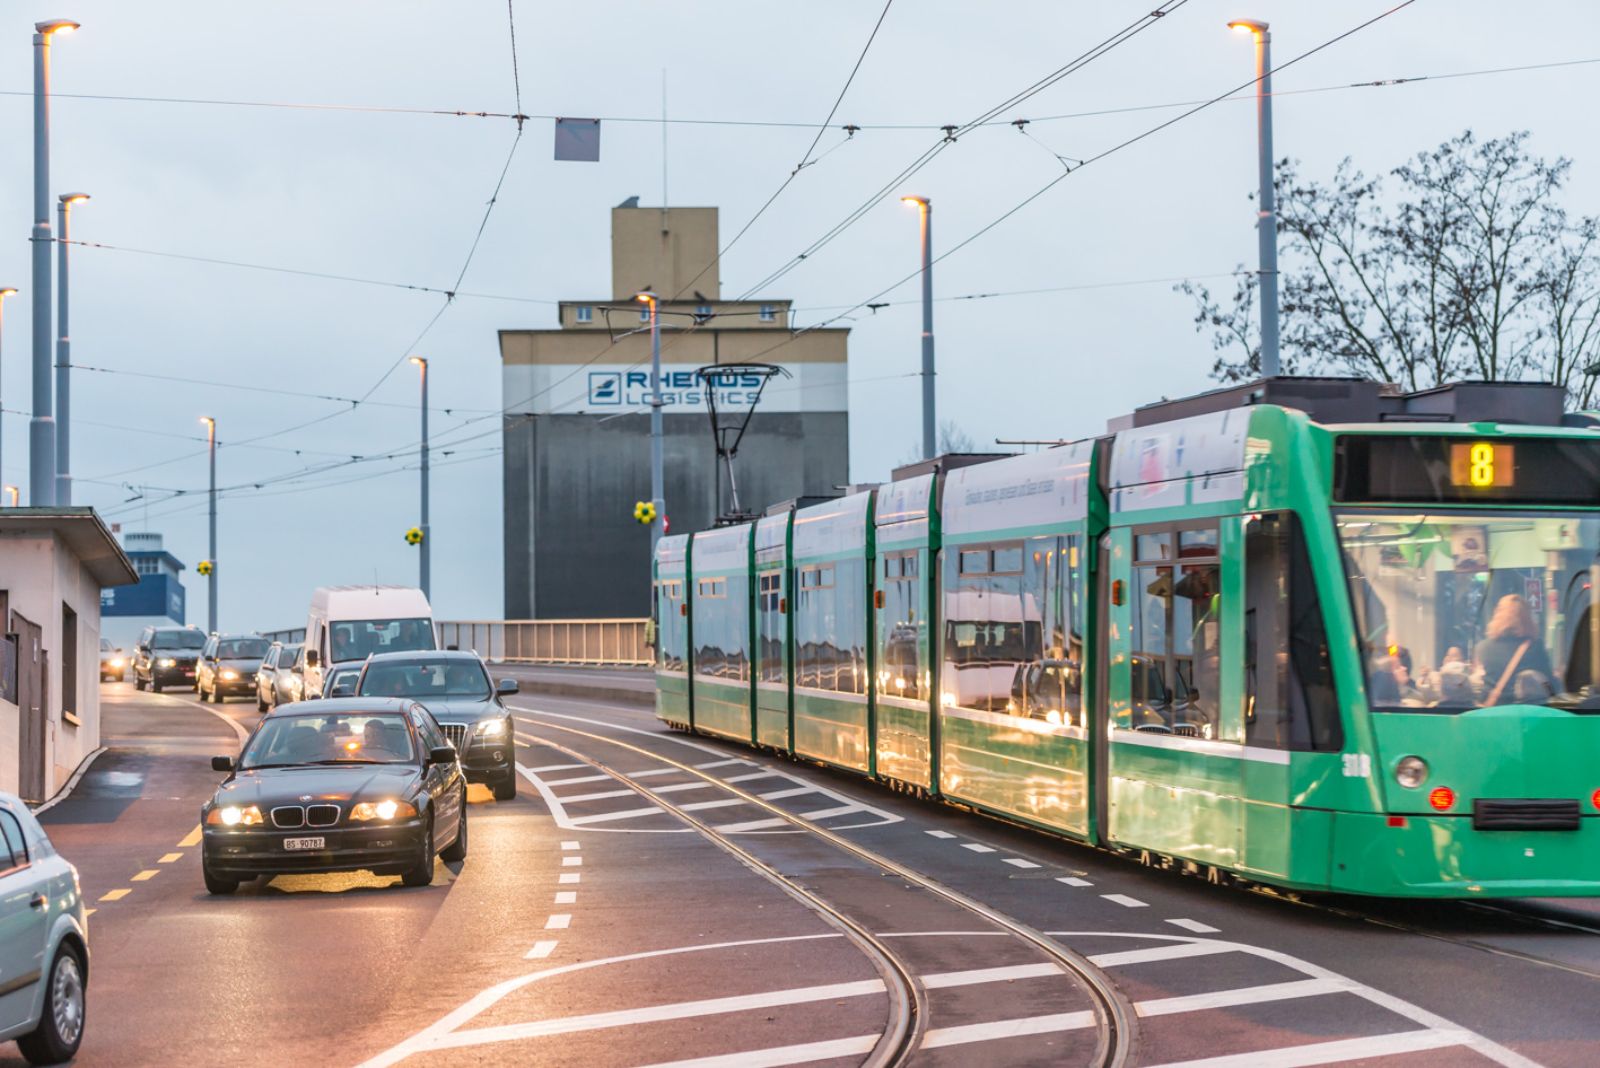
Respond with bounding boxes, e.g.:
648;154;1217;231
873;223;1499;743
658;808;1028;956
1472;798;1581;831
271;804;342;829
439;723;470;751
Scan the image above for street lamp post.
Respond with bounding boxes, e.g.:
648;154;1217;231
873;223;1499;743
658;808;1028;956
409;356;430;599
0;288;16;488
901;196;936;459
1229;18;1280;378
636;290;664;560
200;416;217;633
31;19;78;508
55;192;88;505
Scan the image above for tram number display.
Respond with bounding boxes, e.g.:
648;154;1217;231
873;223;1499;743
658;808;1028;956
1334;434;1600;504
1448;442;1515;489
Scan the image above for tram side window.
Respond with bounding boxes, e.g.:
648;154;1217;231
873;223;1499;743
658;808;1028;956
1129;527;1221;737
941;542;1041;715
879;551;926;701
1244;513;1341;750
1014;536;1085;725
757;570;785;683
795;562;868;694
656;580;686;672
694;576;749;682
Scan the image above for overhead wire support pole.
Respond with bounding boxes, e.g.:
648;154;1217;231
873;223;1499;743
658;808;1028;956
637;291;664;560
903;196;935;460
31;19;77;508
201;415;217;633
411;356;430;598
56;191;88;505
1231;18;1280;377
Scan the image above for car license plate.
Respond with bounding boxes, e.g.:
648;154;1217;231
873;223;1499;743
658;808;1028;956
283;837;325;851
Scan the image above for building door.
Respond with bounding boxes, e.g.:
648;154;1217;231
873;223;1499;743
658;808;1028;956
13;614;45;803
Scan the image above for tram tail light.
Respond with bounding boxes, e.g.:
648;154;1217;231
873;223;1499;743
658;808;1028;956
1386;816;1407;828
1591;788;1600;812
1428;786;1456;811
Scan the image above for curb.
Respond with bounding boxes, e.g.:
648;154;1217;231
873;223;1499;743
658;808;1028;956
29;745;108;815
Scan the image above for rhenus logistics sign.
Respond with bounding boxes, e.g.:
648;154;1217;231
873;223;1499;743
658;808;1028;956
505;361;847;415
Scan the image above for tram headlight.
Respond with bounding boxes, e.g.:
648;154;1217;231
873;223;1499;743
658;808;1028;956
1394;755;1429;789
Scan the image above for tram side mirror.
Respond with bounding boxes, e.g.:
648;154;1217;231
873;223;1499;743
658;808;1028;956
305;649;320;668
212;755;235;772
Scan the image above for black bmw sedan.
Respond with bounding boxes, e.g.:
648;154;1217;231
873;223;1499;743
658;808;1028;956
200;698;467;895
356;650;519;801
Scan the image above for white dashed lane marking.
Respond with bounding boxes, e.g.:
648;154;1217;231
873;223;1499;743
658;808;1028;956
559;873;580;884
562;857;582;867
555;891;577;904
960;843;996;854
560;840;580;850
1057;877;1093;887
1167;918;1221;934
526;941;558;960
1102;893;1148;909
1002;858;1040;869
545;914;572;930
925;829;956;839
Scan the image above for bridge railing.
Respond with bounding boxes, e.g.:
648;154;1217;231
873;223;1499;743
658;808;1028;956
435;619;650;666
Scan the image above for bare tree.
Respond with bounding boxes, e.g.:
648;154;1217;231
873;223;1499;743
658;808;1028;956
1180;131;1600;402
899;420;977;466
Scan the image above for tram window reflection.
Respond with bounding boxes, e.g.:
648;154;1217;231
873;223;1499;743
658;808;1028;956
1245;513;1341;750
757;570;785;683
794;561;868;695
1127;524;1221;737
878;551;926;702
655;579;687;672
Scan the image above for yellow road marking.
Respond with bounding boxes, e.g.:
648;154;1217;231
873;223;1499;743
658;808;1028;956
178;825;202;848
99;889;131;902
84;908;96;918
159;852;183;863
131;870;160;882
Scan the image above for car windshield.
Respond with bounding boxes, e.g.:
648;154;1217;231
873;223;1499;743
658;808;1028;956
218;638;269;659
329;618;434;662
240;712;415;767
1338;511;1600;711
359;659;491;699
153;630;207;650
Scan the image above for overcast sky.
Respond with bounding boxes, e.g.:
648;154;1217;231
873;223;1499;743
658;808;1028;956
4;0;1597;631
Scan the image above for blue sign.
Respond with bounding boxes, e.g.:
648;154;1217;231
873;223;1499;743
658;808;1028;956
102;574;186;623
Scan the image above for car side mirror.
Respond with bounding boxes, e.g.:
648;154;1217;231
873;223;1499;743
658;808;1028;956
305;650;320;668
428;745;456;766
497;678;519;695
211;755;235;772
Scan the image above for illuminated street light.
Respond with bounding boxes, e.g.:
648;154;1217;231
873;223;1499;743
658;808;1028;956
901;196;936;459
55;191;88;504
1228;17;1280;377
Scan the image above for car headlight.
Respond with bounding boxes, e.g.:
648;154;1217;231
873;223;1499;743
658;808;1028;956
158;657;177;668
476;717;508;738
109;657;125;669
220;669;239;680
206;804;264;826
350;799;418;822
1395;755;1429;788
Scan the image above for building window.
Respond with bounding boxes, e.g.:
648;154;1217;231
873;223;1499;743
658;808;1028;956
61;602;78;722
696;303;712;318
759;304;776;322
135;557;160;576
575;305;592;323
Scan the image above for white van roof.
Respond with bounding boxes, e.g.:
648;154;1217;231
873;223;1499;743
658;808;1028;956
309;585;433;619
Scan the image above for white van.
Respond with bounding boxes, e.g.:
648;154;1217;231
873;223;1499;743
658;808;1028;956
303;586;435;696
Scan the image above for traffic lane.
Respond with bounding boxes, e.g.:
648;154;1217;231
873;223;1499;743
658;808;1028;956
512;696;1600;1066
360;737;892;1068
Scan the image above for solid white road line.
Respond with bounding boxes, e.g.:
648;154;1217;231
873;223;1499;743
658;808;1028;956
423;978;887;1051
555;892;577;904
713;817;788;832
1166;918;1220;934
633;1034;879;1068
695;758;751;770
1145;1029;1477;1068
921;963;1062;989
797;804;859;820
545;914;572;930
1101;893;1148;908
542;773;614;786
960;843;996;854
526;763;585;773
921;1011;1097;1049
1056;876;1093;887
525;941;558;960
756;787;815;801
559;873;580;884
1089;941;1235;968
1002;858;1041;869
1137;979;1346;1018
925;829;956;839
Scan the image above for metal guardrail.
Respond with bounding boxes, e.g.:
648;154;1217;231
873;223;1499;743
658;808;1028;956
436;619;650;666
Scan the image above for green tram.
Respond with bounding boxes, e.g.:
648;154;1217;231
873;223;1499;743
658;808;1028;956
654;379;1600;897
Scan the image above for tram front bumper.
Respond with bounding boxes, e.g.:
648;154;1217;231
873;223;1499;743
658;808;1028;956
1330;810;1600;897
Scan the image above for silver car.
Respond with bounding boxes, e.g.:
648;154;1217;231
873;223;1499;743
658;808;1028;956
0;792;88;1064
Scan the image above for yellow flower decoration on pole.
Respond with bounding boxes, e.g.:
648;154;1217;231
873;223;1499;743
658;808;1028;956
197;559;214;576
633;500;657;525
405;527;424;545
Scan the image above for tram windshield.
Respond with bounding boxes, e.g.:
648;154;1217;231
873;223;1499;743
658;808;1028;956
1337;512;1600;711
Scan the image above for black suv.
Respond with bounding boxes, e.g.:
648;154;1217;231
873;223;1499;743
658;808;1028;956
197;634;271;703
133;626;208;692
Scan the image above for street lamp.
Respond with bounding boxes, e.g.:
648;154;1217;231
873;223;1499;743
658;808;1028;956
0;288;16;488
200;415;217;633
409;356;430;599
31;18;79;508
1228;18;1280;378
901;196;936;460
55;191;88;505
2;486;16;508
635;290;664;559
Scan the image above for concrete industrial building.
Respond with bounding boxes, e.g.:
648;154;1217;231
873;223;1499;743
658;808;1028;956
100;530;188;649
501;203;850;618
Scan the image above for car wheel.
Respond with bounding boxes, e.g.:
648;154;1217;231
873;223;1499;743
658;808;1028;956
150;680;162;694
16;941;86;1066
134;674;146;692
203;859;239;896
257;692;268;712
440;797;468;863
493;770;518;802
400;818;435;888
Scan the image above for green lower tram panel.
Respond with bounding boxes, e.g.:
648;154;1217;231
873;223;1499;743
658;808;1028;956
792;690;871;773
655;672;691;729
939;710;1090;840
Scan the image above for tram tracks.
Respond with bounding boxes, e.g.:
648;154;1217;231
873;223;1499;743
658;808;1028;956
520;717;1136;1068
